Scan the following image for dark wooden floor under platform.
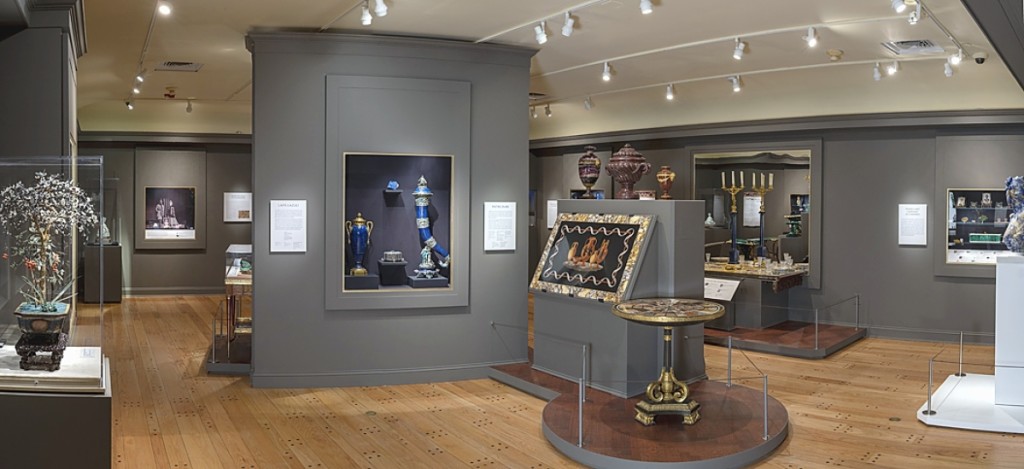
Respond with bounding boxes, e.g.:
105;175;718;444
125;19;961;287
704;320;866;358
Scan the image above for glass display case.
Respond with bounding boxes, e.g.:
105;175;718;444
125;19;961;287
209;244;252;373
0;156;108;393
947;188;1012;264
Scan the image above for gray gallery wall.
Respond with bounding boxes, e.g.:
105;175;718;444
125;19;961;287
79;141;253;294
530;115;1024;342
0;27;70;157
248;32;534;387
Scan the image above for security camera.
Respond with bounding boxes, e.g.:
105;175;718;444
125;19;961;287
973;51;988;64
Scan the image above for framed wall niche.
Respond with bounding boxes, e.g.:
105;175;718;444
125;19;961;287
133;149;207;250
688;140;822;289
946;188;1011;265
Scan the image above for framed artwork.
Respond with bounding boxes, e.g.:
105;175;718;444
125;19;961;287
224;192;253;222
143;187;196;240
530;212;655;303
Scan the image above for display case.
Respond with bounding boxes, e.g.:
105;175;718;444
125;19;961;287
209;244;252;374
0;156;108;393
946;188;1012;264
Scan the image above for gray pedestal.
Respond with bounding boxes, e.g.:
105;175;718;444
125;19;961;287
734;279;789;329
83;244;122;303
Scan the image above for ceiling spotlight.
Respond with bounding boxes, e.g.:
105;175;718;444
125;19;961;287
562;12;575;37
639;0;653;15
544;104;552;117
886;60;899;76
908;3;922;24
891;0;907;14
157;1;172;16
803;27;818;48
186;100;193;113
132;86;141;95
602;62;612;82
361;2;372;26
728;76;742;93
666;84;675;101
135;73;145;83
944;62;954;77
584;96;593;110
948;48;963;65
531;106;537;119
125;101;134;110
534;21;548;45
733;38;746;60
374;0;387;17
873;63;882;81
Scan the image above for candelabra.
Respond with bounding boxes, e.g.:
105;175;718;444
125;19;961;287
752;173;774;261
720;171;745;264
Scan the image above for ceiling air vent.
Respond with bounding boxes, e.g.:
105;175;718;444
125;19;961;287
154;61;204;72
881;39;945;56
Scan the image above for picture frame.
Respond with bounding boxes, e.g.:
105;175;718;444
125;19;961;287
530;212;655;303
143;187;197;240
134;149;207;250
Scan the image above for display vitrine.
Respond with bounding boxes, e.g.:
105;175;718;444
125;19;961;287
947;188;1012;264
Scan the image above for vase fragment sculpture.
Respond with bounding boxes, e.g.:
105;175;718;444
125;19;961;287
577;146;602;199
345;212;373;276
606;144;651;199
656;165;676;199
1003;176;1024;252
413;175;451;276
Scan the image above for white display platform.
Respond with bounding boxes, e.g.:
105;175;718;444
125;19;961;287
918;374;1024;434
995;256;1024;406
0;346;106;393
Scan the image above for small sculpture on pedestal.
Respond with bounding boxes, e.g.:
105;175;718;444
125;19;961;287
345;212;373;276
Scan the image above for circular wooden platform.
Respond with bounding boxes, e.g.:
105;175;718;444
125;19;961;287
542;380;788;468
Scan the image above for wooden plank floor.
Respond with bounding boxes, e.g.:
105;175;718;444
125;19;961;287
89;295;1024;468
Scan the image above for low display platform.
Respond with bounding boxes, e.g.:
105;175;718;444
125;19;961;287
918;373;1024;434
491;362;788;468
704;321;865;359
0;345;106;393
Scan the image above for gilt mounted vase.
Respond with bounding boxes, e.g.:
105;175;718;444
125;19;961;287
606;144;651;199
577;146;602;199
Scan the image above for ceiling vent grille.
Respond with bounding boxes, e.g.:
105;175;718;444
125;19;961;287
154;61;204;72
881;39;945;56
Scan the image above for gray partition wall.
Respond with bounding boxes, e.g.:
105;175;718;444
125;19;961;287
247;32;535;387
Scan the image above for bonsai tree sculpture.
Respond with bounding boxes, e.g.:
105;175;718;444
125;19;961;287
0;171;96;370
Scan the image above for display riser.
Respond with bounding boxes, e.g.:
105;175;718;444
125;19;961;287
919;374;1024;433
995;256;1024;405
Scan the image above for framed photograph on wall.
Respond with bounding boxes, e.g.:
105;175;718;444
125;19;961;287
144;187;197;240
530;212;655;303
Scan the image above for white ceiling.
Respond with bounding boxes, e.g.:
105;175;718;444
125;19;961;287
75;0;1024;139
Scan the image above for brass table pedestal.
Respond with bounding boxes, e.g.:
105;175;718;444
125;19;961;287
612;298;725;426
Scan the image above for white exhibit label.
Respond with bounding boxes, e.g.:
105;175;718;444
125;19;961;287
270;199;307;253
898;203;928;246
547;200;559;229
743;193;761;227
705;277;741;301
484;202;516;251
224;192;253;222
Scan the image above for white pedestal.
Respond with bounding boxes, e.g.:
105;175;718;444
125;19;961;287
918;374;1024;434
996;256;1024;406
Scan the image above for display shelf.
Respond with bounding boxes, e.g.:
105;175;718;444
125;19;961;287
946;188;1010;265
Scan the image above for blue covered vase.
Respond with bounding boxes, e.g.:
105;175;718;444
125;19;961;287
345;212;374;276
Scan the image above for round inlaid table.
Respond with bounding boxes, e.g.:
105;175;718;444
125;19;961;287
612;298;725;426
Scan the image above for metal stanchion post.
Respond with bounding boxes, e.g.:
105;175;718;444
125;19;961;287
727;336;733;387
956;331;965;377
577;377;585;447
762;375;769;440
582;344;588;402
814;308;819;350
923;357;937;415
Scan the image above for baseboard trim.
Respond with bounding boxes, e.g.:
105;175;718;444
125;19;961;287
124;286;225;296
250;359;528;388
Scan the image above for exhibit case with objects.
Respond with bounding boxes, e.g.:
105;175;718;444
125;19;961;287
947;188;1012;264
208;244;253;374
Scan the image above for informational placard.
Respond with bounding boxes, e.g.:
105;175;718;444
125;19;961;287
898;203;927;246
705;277;741;301
484;201;516;251
270;199;307;252
743;192;761;227
546;199;559;229
223;192;253;222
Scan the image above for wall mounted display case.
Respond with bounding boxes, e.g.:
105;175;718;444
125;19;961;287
946;188;1011;264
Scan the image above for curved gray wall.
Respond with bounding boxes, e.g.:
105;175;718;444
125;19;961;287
247;32;534;387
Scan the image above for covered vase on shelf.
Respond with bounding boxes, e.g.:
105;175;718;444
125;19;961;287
345;212;373;276
606;143;651;199
577;145;602;199
656;165;676;199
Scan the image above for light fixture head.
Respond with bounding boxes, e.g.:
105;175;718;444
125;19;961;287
157;1;172;16
531;106;537;119
186;100;193;113
803;27;818;48
944;62;954;77
733;38;746;60
562;12;575;37
135;73;145;83
534;21;548;44
873;63;882;81
639;0;653;15
728;76;742;93
125;100;134;110
602;62;612;82
374;0;388;17
361;2;372;26
584;96;593;110
544;104;552;117
948;48;963;65
886;60;899;76
891;0;907;14
666;84;675;101
132;86;141;95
